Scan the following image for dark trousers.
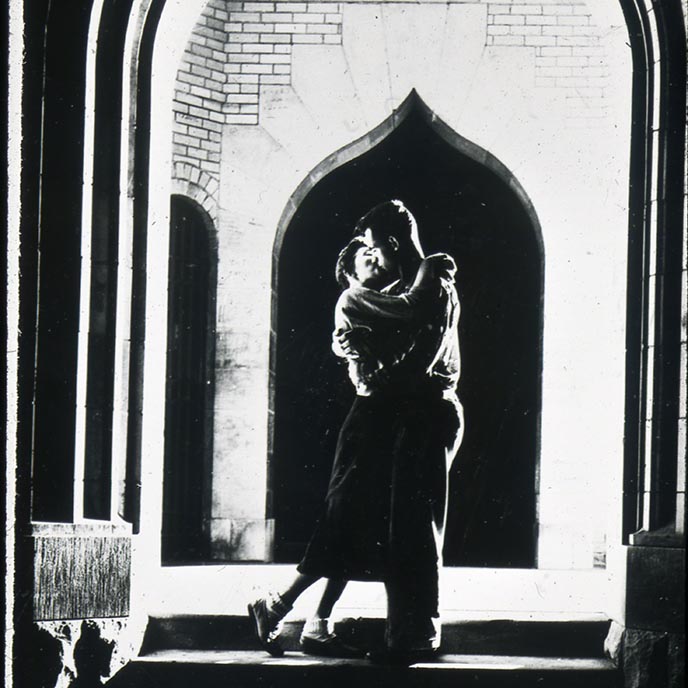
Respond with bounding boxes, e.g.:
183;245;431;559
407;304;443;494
384;393;463;651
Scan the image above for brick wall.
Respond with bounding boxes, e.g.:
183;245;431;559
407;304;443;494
224;2;342;125
486;0;608;125
173;0;229;183
172;1;343;191
173;0;609;190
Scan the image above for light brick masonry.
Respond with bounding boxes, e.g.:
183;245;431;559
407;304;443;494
172;0;342;189
172;0;609;190
486;0;608;125
173;0;228;181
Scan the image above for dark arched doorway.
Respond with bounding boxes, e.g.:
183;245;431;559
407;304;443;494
162;194;217;564
272;95;543;568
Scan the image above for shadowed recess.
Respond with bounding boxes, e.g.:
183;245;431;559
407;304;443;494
272;96;543;567
162;195;217;564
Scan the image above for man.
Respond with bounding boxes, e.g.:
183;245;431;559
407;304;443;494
341;200;464;662
249;232;453;658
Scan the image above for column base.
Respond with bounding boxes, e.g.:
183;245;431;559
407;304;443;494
606;622;685;688
32;521;132;620
604;543;686;687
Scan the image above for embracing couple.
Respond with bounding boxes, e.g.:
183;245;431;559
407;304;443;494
249;200;464;665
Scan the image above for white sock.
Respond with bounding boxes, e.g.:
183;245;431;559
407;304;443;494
301;617;332;640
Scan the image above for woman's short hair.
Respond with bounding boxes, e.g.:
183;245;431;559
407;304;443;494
335;238;367;290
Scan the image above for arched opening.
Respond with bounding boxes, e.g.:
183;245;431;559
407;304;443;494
29;1;95;522
82;0;137;521
162;194;217;564
620;0;687;543
271;95;543;568
121;0;167;534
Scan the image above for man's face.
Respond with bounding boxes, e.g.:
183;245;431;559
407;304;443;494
352;245;390;288
361;228;399;275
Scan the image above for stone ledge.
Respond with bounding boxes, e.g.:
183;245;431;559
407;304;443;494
629;525;684;548
140;615;612;658
32;520;133;538
110;651;619;688
142;565;612;618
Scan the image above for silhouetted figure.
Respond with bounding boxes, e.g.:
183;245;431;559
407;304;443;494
68;621;114;688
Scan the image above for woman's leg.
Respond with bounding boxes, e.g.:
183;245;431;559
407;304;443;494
277;572;320;608
300;578;363;657
249;572;320;656
313;578;347;619
301;578;346;639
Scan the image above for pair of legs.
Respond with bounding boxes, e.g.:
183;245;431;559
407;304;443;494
277;574;347;625
248;575;361;657
252;393;462;659
294;393;461;655
249;395;385;658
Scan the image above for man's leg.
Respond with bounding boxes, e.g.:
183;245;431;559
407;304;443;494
384;504;442;652
384;396;462;655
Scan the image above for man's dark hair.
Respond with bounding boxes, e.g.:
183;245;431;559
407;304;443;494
353;199;416;242
335;238;367;290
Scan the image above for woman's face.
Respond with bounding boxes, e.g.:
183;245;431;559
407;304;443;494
352;245;386;287
361;228;399;274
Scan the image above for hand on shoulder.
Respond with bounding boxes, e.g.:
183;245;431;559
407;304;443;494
422;253;457;282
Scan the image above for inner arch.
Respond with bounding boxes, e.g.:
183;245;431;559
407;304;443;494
271;93;543;567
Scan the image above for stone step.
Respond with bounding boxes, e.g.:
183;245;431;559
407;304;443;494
139;615;611;659
108;650;620;688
